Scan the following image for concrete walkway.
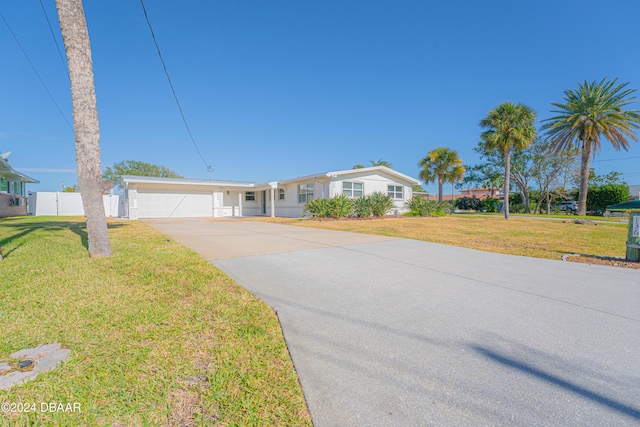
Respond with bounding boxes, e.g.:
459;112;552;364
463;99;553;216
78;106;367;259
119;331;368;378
146;219;640;426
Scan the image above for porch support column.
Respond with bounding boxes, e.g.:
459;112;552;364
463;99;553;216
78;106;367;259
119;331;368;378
270;187;275;217
238;191;243;217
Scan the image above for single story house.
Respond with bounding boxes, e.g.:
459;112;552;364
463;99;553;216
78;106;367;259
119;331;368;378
121;166;421;219
0;152;39;217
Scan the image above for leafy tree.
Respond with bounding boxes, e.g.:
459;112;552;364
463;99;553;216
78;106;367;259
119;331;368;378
528;139;578;214
369;158;393;168
542;78;640;215
62;185;78;193
418;147;464;202
412;185;425;192
353;164;365;169
56;0;111;257
480;102;537;219
576;170;630;214
103;160;183;186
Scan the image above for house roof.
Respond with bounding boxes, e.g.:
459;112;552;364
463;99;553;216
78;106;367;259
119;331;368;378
0;156;39;183
121;166;421;188
120;175;258;188
275;166;421;186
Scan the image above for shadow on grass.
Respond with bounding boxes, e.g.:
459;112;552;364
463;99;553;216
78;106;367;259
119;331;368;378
0;218;126;256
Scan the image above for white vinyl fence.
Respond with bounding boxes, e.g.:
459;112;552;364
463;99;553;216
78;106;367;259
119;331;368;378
28;192;122;217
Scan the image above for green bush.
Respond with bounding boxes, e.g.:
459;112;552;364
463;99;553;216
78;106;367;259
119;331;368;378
369;192;394;217
480;197;499;212
403;196;447;217
455;196;482;211
352;195;372;218
303;195;354;219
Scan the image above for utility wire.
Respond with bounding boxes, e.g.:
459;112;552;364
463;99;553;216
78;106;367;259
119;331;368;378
0;10;73;132
593;155;640;162
38;0;69;78
138;0;211;172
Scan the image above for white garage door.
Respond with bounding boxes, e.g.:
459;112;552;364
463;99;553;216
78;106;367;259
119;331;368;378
137;188;213;218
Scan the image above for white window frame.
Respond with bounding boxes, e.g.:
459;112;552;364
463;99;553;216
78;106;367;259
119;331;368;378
278;188;285;201
298;184;314;203
342;181;364;198
388;185;403;199
245;191;255;201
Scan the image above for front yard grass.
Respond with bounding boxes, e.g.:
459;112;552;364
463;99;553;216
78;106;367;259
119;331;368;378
269;215;627;260
0;217;311;426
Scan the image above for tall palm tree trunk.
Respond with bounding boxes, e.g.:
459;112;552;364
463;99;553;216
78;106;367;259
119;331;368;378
503;147;511;220
437;176;443;203
577;140;592;216
56;0;112;257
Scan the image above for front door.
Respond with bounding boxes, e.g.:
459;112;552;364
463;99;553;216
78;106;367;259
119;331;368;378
262;190;267;215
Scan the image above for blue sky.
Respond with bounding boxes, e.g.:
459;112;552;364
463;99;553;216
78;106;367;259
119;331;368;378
1;0;639;193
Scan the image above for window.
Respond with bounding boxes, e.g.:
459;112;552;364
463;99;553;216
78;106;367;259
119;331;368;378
388;185;403;199
278;188;285;201
298;184;314;203
0;178;6;193
342;181;363;198
245;191;255;201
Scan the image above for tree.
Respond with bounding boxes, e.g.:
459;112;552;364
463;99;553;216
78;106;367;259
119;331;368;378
103;160;183;186
542;78;640;215
369;158;393;168
352;164;365;169
480;102;537;219
418;147;463;202
444;162;465;202
529;139;578;214
56;0;111;257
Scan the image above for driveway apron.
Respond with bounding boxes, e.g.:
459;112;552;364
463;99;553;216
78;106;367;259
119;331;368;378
146;218;640;427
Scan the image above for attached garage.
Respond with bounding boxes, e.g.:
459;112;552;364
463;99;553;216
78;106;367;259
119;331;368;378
136;187;213;218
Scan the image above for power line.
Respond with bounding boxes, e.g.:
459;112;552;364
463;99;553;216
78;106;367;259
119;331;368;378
38;0;69;78
138;0;211;172
0;10;73;132
593;155;640;162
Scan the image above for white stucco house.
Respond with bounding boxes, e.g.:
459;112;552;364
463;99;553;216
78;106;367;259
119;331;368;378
0;152;39;217
121;166;421;219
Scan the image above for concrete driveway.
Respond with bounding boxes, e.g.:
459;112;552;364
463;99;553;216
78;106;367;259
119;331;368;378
146;218;640;426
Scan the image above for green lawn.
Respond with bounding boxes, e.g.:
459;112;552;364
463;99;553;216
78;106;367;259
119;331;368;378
0;217;311;426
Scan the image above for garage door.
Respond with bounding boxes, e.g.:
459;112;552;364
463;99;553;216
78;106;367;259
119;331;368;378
137;188;213;218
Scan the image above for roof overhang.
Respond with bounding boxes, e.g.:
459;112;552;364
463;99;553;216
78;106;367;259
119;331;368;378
0;158;39;183
120;175;258;189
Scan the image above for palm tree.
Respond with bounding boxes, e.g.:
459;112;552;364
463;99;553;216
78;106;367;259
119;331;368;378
56;0;112;257
418;147;463;202
480;102;537;219
369;158;393;168
445;163;465;202
541;78;640;215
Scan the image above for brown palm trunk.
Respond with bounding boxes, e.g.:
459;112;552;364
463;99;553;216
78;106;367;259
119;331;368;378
56;0;112;257
437;175;443;203
577;140;592;216
503;146;511;220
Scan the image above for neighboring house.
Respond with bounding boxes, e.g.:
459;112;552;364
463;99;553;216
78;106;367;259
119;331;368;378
629;184;640;200
121;166;421;219
0;152;39;217
423;188;502;202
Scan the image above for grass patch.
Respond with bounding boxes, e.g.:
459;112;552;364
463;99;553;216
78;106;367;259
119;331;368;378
0;217;311;426
264;215;628;260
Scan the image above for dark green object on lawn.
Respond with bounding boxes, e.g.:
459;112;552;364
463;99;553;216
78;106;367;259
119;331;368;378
607;201;640;262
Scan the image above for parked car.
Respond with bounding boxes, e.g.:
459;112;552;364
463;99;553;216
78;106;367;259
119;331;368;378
556;201;578;214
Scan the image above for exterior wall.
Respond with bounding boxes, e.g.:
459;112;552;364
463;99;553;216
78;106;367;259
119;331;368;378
0;193;27;217
130;184;213;219
330;172;413;213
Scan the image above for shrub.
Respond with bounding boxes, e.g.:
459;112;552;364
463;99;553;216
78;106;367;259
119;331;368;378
304;195;354;219
455;196;482;211
352;195;372;218
403;196;447;217
480;197;499;213
368;192;395;217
